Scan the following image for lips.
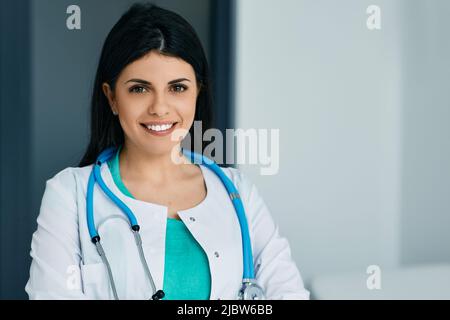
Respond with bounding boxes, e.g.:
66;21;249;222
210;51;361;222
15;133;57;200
140;122;179;136
141;120;176;125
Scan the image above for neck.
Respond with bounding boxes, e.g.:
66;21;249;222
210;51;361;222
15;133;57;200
119;142;190;184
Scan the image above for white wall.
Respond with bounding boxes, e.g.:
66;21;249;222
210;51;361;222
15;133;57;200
234;0;404;286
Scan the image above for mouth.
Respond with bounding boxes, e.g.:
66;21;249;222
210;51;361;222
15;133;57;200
140;122;179;137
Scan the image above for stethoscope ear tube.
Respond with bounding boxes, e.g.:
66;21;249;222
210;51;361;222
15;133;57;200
132;228;160;297
94;239;119;300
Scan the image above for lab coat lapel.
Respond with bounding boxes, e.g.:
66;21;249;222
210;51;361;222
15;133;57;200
178;165;243;300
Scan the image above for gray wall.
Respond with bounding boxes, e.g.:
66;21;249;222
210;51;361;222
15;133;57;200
0;0;32;300
400;0;450;265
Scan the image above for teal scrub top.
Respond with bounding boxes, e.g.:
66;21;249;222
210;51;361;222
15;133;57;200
107;146;211;300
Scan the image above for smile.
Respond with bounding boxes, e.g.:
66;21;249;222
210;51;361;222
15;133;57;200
140;122;178;136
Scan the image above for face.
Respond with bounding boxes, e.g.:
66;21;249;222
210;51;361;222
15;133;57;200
102;50;200;156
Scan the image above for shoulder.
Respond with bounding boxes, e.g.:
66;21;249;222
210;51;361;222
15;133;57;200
219;166;251;190
47;165;93;183
218;166;259;209
44;165;93;196
218;166;276;227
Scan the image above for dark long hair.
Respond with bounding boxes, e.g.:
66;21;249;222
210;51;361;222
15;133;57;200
78;2;213;167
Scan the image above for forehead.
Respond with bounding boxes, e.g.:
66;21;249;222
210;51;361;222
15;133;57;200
120;51;195;82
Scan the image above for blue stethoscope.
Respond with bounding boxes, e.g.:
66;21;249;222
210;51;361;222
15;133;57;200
86;146;265;300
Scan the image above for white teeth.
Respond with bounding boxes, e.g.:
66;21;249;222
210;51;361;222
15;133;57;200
146;123;174;132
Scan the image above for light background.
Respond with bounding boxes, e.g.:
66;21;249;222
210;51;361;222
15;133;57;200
235;0;450;294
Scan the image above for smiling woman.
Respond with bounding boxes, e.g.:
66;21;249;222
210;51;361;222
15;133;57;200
25;1;309;301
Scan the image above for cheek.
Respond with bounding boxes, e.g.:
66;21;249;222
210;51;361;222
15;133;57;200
118;105;140;125
115;106;142;135
175;93;197;122
115;92;144;120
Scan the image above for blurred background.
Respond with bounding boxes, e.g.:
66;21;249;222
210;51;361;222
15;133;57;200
1;0;450;299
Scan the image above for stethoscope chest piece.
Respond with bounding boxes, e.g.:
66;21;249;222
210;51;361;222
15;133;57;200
238;281;266;300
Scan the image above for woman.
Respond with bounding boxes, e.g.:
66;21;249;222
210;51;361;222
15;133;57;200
25;2;309;300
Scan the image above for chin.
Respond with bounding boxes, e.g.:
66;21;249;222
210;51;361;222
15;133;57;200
142;141;180;157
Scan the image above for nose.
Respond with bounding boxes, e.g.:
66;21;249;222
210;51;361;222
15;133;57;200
148;90;170;117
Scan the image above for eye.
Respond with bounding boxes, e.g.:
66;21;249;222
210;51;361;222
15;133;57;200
129;86;148;94
171;84;187;93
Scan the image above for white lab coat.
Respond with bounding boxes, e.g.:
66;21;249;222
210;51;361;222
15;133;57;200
25;162;309;300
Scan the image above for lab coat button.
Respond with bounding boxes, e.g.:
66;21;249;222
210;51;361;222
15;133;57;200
189;217;196;222
214;251;220;258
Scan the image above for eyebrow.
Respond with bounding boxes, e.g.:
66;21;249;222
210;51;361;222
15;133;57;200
124;78;191;85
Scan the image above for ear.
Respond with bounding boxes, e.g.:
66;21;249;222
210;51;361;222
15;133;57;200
102;82;117;113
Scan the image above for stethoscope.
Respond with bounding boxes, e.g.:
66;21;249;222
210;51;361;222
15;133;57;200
86;146;265;300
